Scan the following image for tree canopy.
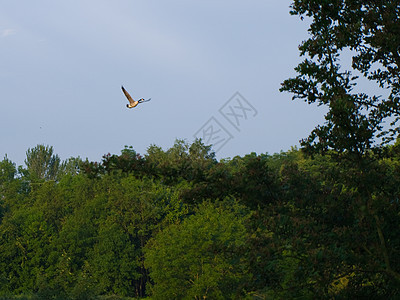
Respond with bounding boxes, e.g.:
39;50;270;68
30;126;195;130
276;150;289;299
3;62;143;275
0;138;399;299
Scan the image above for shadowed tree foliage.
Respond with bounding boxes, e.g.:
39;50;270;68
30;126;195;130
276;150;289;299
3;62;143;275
278;0;400;297
281;0;400;155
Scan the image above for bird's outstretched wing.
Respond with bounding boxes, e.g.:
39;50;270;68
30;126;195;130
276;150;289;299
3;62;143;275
121;86;135;105
139;98;151;103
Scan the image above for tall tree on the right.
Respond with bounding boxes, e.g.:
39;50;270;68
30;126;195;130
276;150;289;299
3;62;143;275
278;1;400;298
281;0;400;156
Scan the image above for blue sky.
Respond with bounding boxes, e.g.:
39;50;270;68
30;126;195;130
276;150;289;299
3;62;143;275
1;1;326;166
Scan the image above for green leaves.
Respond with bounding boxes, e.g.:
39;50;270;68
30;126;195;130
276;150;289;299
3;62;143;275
144;199;251;299
25;145;63;182
279;4;400;294
282;0;400;155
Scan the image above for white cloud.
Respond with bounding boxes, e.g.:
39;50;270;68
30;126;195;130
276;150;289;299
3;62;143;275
1;29;16;37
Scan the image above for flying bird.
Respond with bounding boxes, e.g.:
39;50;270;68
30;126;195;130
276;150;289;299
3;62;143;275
121;86;151;109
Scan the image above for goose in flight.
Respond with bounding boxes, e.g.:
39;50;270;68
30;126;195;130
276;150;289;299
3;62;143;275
121;86;151;109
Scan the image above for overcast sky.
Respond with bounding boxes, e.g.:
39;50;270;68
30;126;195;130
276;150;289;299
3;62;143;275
1;1;326;166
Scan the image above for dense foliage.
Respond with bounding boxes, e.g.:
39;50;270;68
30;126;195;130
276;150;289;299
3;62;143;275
0;139;399;299
2;1;399;299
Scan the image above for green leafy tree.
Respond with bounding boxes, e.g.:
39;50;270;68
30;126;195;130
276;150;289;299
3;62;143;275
0;204;55;295
278;1;400;297
281;0;400;155
24;145;63;182
144;199;251;299
146;139;216;185
86;174;177;297
0;156;17;218
63;156;83;176
252;148;400;298
0;155;16;184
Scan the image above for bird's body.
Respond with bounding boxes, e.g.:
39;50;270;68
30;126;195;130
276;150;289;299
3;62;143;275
121;86;151;109
127;101;139;109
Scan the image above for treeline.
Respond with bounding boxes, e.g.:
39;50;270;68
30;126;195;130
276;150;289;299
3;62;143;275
0;140;399;299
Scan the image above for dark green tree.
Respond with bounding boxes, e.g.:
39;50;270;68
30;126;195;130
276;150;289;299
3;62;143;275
281;0;400;155
278;2;400;296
